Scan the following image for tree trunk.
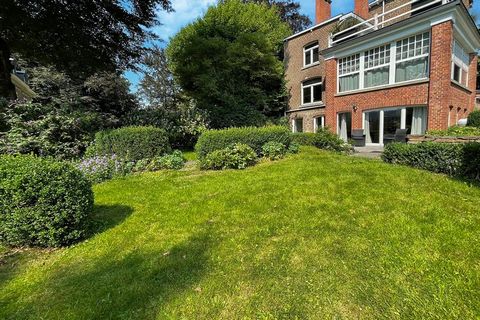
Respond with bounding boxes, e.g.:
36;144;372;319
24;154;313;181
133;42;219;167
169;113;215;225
0;38;17;100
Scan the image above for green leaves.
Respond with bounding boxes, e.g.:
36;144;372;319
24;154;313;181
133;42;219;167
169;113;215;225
167;0;291;128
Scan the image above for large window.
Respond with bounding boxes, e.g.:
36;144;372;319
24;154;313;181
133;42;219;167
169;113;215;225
452;40;469;86
364;44;390;88
338;54;360;92
302;79;322;105
337;32;430;93
395;32;430;83
304;42;319;67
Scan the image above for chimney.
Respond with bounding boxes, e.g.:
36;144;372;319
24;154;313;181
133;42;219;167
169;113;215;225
354;0;369;20
316;0;331;24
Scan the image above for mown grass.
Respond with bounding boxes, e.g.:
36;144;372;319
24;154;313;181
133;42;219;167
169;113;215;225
1;147;479;319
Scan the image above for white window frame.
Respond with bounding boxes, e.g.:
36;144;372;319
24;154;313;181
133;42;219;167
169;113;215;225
301;79;322;105
336;31;430;94
338;54;361;93
292;118;304;133
313;116;325;133
451;39;469;87
303;42;320;68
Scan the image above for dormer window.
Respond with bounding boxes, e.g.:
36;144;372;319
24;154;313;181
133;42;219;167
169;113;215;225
304;42;319;67
302;78;322;105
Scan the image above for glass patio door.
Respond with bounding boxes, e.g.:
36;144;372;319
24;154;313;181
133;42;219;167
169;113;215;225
364;111;380;144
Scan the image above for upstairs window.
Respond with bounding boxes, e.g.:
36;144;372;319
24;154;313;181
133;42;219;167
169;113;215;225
302;79;322;105
304;42;319;67
395;32;430;83
338;54;360;92
364;44;390;88
452;40;469;86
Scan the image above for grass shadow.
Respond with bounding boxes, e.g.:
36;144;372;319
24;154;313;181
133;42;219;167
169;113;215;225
87;204;134;237
1;227;216;319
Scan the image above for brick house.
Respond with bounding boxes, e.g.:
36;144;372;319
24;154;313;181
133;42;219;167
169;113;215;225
285;0;480;145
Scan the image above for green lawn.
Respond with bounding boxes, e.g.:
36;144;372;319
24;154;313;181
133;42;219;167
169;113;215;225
1;147;479;319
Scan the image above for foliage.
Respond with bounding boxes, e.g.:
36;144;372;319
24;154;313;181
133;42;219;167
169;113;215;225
240;0;311;33
167;0;291;128
127;98;208;149
200;143;257;170
262;141;287;160
0;0;172;89
76;154;135;184
0;155;93;247
291;131;351;153
2;147;480;319
428;126;480;137
287;141;300;154
195;126;292;159
467;110;480;128
382;142;480;181
92;126;171;162
0;100;103;159
331;17;365;35
145;151;186;171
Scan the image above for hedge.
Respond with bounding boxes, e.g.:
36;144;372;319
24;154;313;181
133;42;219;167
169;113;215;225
292;130;352;153
195;126;292;159
0;155;94;247
467;110;480;128
92;126;171;161
382;142;480;181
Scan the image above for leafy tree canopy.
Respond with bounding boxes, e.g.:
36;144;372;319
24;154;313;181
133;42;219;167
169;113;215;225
0;0;172;81
240;0;311;33
166;0;291;128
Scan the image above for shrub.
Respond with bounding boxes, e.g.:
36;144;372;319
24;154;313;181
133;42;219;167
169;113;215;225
287;142;300;154
291;132;317;146
467;110;480;128
262;142;287;160
200;143;257;170
382;143;464;176
312;129;352;153
146;151;186;171
77;154;135;184
462;143;480;181
195;126;292;159
92;126;171;161
428;126;480;137
0;155;94;247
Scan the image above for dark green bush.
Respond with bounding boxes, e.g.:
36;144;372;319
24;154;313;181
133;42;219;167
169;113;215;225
146;151;186;171
262;141;287;160
200;143;257;170
92;126;171;161
195;126;292;159
0;155;94;247
467;110;480;128
291;132;317;146
382;142;480;181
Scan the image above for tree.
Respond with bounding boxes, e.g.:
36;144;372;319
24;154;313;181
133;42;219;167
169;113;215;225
138;46;179;107
241;0;311;33
167;0;291;128
0;0;172;98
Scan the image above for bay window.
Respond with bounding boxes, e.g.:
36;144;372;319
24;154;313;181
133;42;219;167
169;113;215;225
337;31;430;93
338;54;360;92
302;79;322;105
304;42;319;67
452;40;469;86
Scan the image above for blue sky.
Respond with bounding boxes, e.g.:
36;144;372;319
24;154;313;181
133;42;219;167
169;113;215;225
126;0;479;91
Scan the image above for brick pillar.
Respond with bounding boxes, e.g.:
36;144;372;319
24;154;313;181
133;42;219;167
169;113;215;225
467;54;477;114
316;0;332;24
428;21;453;130
324;58;337;133
354;0;369;20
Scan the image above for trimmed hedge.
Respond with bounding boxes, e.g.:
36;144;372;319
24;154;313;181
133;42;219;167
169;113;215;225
0;155;94;247
428;126;480;137
195;126;292;159
382;142;480;181
292;130;352;153
467;110;480;128
92;126;171;161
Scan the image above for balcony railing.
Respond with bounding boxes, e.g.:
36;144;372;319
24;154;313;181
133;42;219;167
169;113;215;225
329;0;453;47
